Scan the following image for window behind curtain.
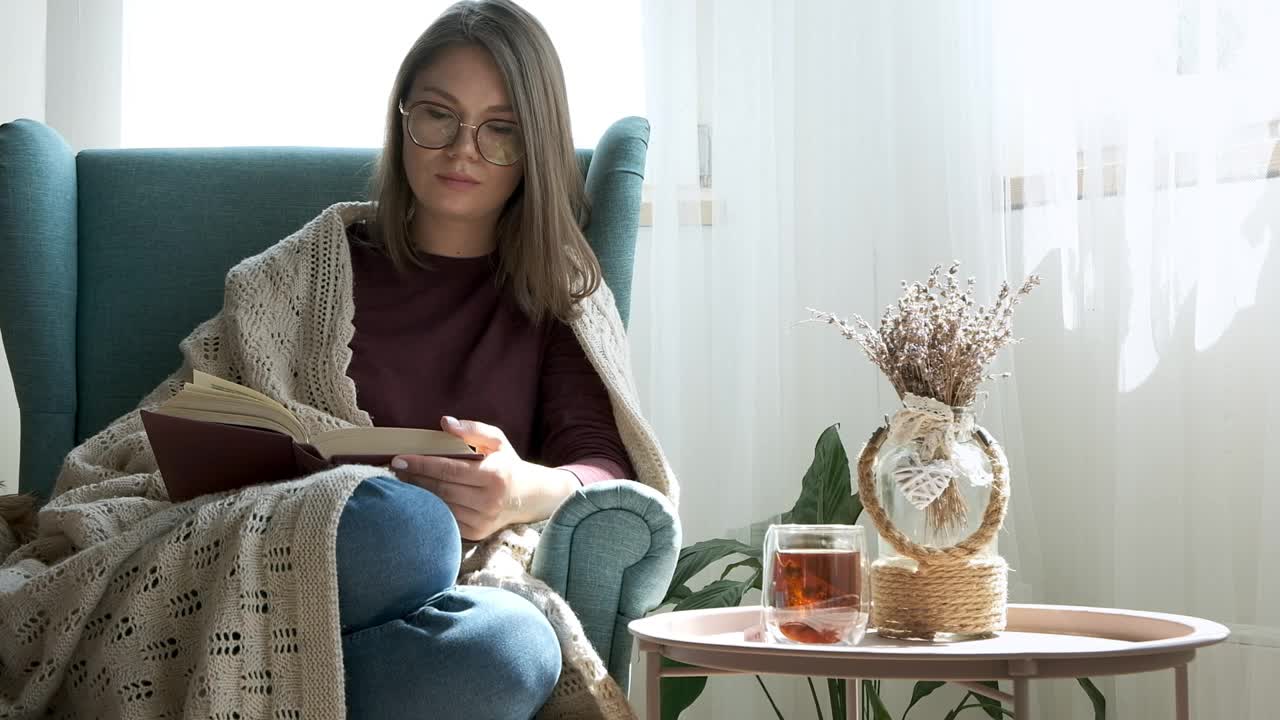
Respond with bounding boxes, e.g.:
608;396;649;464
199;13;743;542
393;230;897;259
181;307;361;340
121;0;644;149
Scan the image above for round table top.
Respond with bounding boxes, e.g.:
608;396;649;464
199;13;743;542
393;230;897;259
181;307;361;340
628;604;1231;680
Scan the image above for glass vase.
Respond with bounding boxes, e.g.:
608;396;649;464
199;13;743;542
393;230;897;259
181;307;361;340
871;405;997;642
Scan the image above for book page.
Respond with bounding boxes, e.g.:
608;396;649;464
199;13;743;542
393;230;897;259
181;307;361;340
192;371;299;425
163;374;307;440
311;426;477;460
150;406;298;438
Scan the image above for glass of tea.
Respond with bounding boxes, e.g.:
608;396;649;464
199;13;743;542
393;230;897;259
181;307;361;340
762;524;868;646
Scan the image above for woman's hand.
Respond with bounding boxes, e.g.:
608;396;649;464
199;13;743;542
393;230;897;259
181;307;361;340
390;416;578;541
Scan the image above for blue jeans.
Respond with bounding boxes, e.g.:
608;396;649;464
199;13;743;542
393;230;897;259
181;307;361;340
337;476;561;719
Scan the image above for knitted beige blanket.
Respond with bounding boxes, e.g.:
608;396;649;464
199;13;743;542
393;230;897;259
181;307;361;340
0;202;677;720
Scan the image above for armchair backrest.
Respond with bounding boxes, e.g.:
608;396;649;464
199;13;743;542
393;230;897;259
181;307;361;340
0;117;649;497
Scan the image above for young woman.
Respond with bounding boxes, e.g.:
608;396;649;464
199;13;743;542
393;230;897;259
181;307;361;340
0;2;675;719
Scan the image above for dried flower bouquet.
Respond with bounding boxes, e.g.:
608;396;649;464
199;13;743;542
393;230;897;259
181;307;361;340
808;262;1040;533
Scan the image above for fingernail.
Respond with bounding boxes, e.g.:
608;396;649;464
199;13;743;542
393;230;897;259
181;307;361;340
391;458;408;470
443;416;460;430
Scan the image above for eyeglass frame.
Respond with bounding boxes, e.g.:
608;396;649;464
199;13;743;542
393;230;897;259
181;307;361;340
397;99;525;167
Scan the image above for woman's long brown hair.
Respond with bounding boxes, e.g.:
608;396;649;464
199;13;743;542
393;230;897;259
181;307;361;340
369;0;600;324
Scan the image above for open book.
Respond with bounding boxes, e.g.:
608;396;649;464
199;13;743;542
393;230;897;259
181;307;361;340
140;370;481;502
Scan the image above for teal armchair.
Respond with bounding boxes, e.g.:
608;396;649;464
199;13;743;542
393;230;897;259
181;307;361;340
0;117;678;694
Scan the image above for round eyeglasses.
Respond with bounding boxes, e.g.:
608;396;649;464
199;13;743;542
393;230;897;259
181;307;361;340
399;100;525;167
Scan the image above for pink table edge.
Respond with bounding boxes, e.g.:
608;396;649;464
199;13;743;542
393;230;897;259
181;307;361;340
629;603;1231;720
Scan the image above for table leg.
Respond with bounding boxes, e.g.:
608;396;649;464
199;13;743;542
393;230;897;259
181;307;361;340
645;647;661;720
1175;664;1190;720
845;678;861;720
1014;678;1031;719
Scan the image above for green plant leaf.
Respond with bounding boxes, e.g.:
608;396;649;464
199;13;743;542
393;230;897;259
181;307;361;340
949;703;1014;718
754;676;786;719
781;424;860;525
806;677;825;720
665;539;760;603
864;680;893;720
659;658;706;720
673;578;753;611
666;584;693;605
969;681;1005;720
902;681;946;719
718;556;764;587
943;692;971;720
827;679;845;720
1077;678;1106;719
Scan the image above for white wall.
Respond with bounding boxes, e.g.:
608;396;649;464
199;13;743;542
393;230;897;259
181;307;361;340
45;0;123;151
0;0;46;494
1;1;123;149
0;0;46;124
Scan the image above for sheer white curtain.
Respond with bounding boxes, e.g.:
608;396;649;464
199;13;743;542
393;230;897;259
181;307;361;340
633;1;1280;717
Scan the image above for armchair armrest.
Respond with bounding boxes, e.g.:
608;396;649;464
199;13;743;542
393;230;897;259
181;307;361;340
531;479;680;695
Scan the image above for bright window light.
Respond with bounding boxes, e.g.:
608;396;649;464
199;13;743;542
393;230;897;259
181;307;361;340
121;0;644;149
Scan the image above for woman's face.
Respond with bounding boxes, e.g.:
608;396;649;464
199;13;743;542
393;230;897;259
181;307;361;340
402;44;525;228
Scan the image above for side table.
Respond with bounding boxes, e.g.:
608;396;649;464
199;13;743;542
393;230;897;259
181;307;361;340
629;604;1229;719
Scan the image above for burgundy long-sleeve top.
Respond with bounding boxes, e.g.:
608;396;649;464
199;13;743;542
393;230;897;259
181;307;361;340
343;223;634;485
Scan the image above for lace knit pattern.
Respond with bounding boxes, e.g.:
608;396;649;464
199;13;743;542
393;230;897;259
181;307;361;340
0;202;677;720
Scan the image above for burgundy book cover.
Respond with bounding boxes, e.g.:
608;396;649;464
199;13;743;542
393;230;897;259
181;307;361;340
140;410;481;502
141;411;319;502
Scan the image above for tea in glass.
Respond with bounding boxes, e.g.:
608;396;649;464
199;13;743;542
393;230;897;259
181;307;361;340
762;524;868;645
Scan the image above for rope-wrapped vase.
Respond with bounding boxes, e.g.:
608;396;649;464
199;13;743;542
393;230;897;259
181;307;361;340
856;418;1011;641
807;263;1039;639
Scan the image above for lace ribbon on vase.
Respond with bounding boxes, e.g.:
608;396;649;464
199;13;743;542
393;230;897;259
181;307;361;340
885;393;992;510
